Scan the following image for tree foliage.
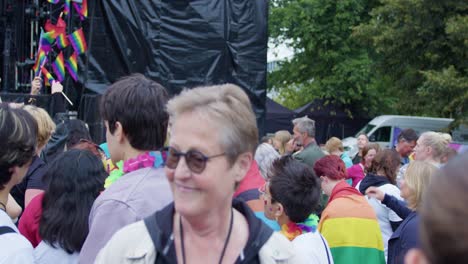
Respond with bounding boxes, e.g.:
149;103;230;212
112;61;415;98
268;0;392;116
269;0;467;125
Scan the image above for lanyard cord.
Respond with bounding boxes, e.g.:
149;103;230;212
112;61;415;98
180;208;234;264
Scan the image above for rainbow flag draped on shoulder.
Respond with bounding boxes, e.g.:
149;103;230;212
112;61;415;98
319;181;385;264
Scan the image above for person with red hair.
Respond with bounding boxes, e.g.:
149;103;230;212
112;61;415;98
314;155;385;264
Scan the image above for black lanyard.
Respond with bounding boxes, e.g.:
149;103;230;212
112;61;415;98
180;208;234;264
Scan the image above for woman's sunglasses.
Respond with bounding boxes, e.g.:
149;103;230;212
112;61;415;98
164;147;225;174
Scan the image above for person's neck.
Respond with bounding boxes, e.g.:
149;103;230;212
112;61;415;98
122;148;148;163
180;202;233;240
326;180;340;196
277;214;291;227
0;191;9;211
303;137;315;147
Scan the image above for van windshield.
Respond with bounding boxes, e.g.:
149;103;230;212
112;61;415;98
355;124;376;137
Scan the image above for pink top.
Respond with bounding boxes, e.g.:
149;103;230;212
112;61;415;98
346;164;365;188
18;192;44;247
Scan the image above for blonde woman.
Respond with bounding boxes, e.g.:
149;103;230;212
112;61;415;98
10;105;55;209
324;137;353;168
273;130;292;155
366;161;438;264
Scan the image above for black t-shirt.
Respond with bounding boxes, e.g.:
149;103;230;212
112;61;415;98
10;155;47;210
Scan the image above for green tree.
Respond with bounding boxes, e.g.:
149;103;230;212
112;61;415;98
268;0;392;116
354;0;468;125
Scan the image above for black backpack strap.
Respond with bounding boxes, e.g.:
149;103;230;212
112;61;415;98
0;226;16;235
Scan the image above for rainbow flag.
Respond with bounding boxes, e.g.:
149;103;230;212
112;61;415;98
318;181;385;264
47;0;60;4
65;52;78;81
56;33;69;49
41;67;55;86
52;52;66;82
32;49;47;77
63;0;71;15
68;28;87;54
39;29;56;52
73;0;87;20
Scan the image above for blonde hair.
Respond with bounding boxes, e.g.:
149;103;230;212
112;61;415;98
274;130;291;155
22;105;55;149
420;131;451;162
325;137;344;153
166;84;258;165
404;160;438;210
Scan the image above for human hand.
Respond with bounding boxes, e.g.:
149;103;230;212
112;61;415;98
365;186;385;201
51;81;63;94
31;77;42;95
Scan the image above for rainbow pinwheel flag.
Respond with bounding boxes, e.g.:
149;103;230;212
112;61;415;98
65;52;78;81
52;52;66;82
32;49;47;77
68;28;87;54
56;33;69;49
41;67;55;86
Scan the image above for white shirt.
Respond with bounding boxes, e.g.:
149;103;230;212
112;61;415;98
0;210;34;264
365;183;403;260
292;231;334;264
34;241;79;264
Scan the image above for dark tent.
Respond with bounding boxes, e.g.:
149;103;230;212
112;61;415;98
265;98;296;134
294;99;370;144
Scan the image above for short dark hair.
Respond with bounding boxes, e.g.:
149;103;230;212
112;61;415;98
39;149;106;253
100;73;169;150
313;155;347;181
0;103;37;190
268;156;321;222
397;128;418;143
65;119;91;149
420;152;468;264
368;149;400;184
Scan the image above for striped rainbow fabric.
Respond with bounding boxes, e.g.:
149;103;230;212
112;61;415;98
319;181;385;264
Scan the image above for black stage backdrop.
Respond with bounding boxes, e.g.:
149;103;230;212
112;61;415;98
86;1;268;139
1;0;268;142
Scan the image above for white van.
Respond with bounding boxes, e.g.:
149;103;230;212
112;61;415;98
343;115;457;157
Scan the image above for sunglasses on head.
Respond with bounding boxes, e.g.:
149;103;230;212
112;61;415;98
164;147;225;173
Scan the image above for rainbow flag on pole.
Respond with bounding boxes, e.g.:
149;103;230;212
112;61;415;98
63;0;71;15
47;0;60;4
73;0;88;20
52;52;66;82
32;49;47;77
41;67;55;86
68;28;87;54
56;33;69;49
65;52;78;81
39;29;56;52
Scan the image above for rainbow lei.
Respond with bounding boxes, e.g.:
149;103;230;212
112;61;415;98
104;151;165;189
280;214;319;241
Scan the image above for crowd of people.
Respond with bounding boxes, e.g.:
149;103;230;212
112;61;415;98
0;73;467;264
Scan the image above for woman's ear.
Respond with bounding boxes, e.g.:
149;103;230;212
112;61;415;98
234;152;253;182
405;249;428;264
274;202;284;218
114;121;125;143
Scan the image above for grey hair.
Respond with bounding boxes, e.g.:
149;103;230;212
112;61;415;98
292;115;316;137
166;84;258;166
255;143;280;180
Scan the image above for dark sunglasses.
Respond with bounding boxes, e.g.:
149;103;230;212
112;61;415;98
164;147;225;173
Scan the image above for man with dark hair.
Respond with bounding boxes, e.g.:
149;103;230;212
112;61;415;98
0;103;37;263
79;74;173;263
395;128;418;165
